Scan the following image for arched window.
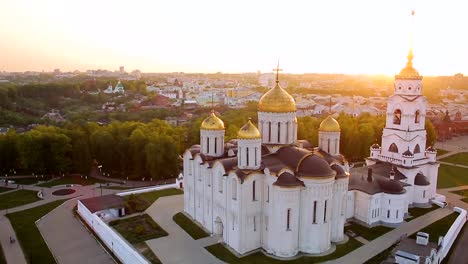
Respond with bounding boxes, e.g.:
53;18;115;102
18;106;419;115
252;180;256;201
218;174;223;193
268;122;271;142
214;137;217;153
324;200;328;223
231;178;237;200
312;201;317;224
277;122;281;142
415;110;420;123
266;185;270;203
254;147;257;166
246;147;249;167
286;208;291;230
414;144;421;154
389;143;399;153
393;109;402;125
207;137;210;153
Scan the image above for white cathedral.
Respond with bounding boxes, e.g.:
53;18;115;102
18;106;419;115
182;49;440;257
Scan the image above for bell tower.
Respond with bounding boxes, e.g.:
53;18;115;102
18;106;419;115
377;10;428;166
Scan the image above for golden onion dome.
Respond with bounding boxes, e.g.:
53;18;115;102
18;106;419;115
396;49;422;80
319;115;340;132
200;111;225;130
238;119;261;139
258;82;296;113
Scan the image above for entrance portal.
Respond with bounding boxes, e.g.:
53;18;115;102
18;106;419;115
214;217;224;238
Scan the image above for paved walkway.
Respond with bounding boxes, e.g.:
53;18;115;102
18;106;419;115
37;198;115;264
435;135;468;153
145;195;224;264
0;214;27;264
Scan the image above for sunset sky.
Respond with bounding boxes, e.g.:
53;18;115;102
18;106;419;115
1;0;467;75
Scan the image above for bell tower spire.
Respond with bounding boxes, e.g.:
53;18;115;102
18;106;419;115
373;9;428;168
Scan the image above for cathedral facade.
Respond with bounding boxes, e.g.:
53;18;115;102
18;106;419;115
183;49;440;258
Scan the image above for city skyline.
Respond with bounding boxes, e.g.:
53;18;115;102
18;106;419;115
1;0;467;75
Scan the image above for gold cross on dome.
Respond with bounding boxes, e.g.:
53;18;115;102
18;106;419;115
273;61;283;83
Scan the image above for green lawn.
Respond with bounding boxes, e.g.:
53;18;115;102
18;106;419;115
344;222;393;241
407;205;438;220
206;238;363;264
0;242;6;264
109;214;165;264
0;186;13;193
37;176;106;188
364;244;396;264
436;149;451;156
6;199;67;264
441;152;468;166
409;213;458;243
173;212;209;239
437;164;468;188
0;190;41;210
124;188;183;214
109;214;168;243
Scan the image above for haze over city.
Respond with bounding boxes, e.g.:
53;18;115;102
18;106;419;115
1;0;467;75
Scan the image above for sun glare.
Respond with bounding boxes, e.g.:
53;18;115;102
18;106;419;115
0;0;467;75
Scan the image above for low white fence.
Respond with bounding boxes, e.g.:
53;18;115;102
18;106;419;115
439;207;467;260
116;181;180;197
77;201;149;264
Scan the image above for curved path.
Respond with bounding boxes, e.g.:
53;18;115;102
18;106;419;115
145;195;224;264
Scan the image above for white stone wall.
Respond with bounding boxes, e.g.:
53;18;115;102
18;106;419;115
77;201;149;264
381;193;407;224
331;177;348;242
318;131;340;156
238;138;262;170
381;95;427;162
183;151;347;257
298;177;334;254
200;129;224;157
269;186;301;257
258;112;297;145
346;191;356;219
413;185;430;204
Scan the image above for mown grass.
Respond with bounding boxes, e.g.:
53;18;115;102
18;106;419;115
407;205;438;220
0;190;41;210
441;152;468;166
173;212;209;239
436;149;450;157
109;214;165;264
437;164;468;188
6;199;67;264
124;188;183;214
0;186;13;193
344;222;393;241
110;214;168;243
37;176;106;188
409;213;458;243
